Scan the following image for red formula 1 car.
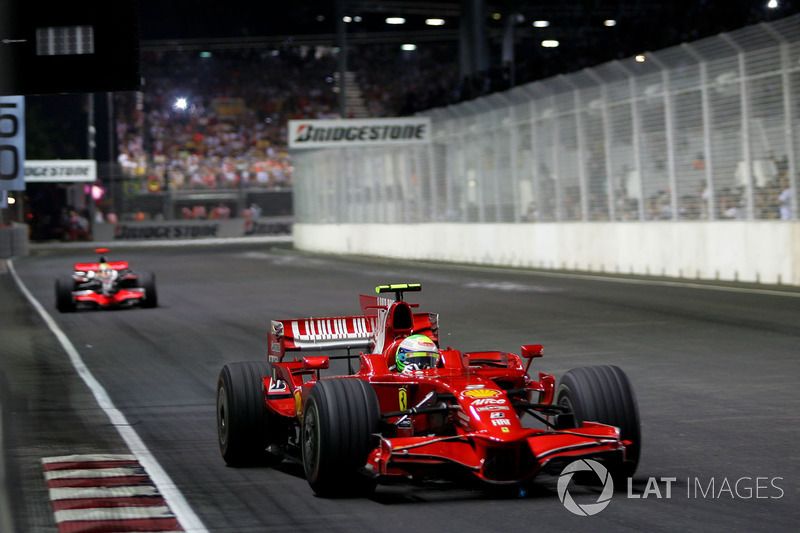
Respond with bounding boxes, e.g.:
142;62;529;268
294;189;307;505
216;284;640;496
55;248;158;312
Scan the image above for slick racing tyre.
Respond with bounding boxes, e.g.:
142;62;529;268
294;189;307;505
556;365;641;478
55;275;76;313
217;361;281;466
302;378;380;497
139;272;158;308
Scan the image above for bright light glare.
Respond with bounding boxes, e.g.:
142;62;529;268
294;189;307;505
425;18;445;26
401;43;417;51
541;40;559;48
533;20;550;28
7;196;15;205
91;185;105;201
604;19;617;27
354;16;362;22
635;54;646;63
767;0;779;8
173;97;188;110
386;17;405;25
343;16;352;23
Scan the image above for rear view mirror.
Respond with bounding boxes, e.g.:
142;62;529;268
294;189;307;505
521;344;544;359
302;356;330;370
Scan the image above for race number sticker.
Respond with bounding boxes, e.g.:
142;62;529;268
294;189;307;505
267;378;288;394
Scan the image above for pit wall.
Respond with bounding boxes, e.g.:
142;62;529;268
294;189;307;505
294;222;800;286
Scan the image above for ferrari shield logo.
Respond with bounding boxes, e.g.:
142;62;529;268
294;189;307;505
398;388;408;411
294;390;303;417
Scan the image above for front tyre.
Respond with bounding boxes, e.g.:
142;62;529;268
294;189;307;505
302;378;379;497
217;361;279;466
139;272;158;308
55;275;76;312
556;365;641;478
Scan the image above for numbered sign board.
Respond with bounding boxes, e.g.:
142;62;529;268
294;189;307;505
0;96;25;191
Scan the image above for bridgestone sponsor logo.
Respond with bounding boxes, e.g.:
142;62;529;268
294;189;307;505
114;224;219;240
25;166;91;178
288;118;431;149
294;124;426;144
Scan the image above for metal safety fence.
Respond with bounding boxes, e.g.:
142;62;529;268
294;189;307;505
294;15;800;223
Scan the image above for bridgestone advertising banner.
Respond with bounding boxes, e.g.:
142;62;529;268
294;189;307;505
25;160;97;183
288;118;431;149
92;217;293;241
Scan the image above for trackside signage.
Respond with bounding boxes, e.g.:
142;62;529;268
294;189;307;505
288;118;431;149
25;160;97;183
0;96;25;191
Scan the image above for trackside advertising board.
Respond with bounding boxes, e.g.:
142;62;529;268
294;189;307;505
288;118;431;149
0;96;25;191
25;160;97;183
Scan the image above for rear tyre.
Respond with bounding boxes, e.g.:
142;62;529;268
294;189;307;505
556;365;641;478
217;361;280;466
55;275;76;313
302;378;380;497
139;272;158;308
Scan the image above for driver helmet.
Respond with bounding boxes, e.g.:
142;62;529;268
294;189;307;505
98;262;113;279
396;334;440;373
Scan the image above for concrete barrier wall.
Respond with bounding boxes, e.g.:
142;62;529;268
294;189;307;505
294;222;800;286
0;224;29;258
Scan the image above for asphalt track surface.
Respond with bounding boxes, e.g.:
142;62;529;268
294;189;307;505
2;245;799;532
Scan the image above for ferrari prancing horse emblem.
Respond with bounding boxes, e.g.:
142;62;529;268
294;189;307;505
399;388;408;411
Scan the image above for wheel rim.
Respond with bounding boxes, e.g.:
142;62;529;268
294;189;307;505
559;394;577;424
303;403;320;475
559;395;572;412
217;385;228;446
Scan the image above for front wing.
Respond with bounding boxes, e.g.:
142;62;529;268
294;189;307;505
365;423;626;483
72;289;145;308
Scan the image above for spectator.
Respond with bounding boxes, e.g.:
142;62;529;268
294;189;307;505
778;176;795;220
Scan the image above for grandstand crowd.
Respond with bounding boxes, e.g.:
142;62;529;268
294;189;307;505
115;47;343;196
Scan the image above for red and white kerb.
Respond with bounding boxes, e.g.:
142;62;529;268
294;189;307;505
41;454;184;533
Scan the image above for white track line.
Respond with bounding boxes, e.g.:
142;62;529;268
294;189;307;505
8;259;208;533
44;467;144;481
50;486;161;500
54;505;174;523
43;454;136;464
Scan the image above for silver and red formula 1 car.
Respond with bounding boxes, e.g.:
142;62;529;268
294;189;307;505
55;248;158;312
216;283;640;496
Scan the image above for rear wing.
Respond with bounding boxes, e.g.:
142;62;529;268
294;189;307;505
268;315;375;361
268;284;438;362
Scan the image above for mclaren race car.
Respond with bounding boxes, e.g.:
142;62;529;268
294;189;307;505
55;248;158;312
216;283;640;496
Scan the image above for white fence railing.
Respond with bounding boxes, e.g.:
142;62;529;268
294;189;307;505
294;15;800;225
